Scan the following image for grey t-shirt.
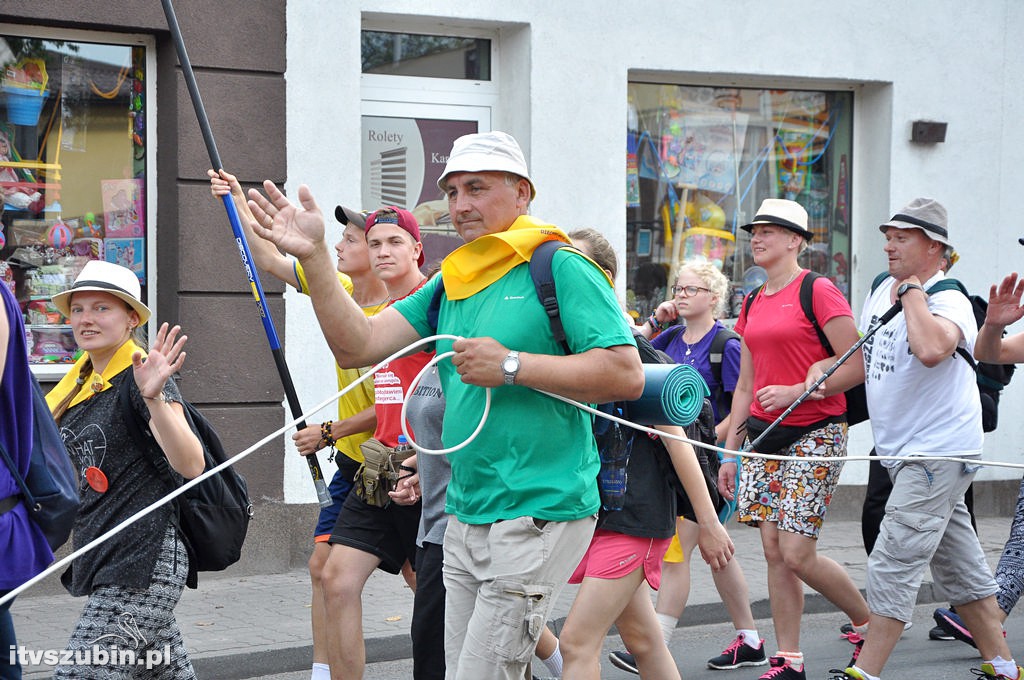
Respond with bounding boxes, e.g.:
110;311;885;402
58;371;181;596
405;366;448;546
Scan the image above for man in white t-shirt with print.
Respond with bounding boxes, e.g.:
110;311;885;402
837;198;1021;680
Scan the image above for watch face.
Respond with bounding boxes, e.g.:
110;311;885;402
503;357;518;372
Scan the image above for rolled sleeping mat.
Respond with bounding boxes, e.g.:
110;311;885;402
625;363;710;427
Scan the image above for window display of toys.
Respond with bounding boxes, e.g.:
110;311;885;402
25;264;69;299
681;227;735;270
27;325;76;364
47;217;73;248
82;211;101;238
0;259;14;296
70;237;103;260
25;298;64;325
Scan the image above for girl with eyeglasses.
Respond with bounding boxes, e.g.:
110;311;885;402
620;261;768;674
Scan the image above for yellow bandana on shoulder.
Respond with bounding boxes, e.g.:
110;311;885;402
440;215;611;300
45;340;145;412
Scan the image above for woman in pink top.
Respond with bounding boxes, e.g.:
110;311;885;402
719;199;870;680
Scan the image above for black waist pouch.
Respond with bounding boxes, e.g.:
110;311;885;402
744;414;845;454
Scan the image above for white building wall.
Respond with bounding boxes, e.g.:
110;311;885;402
281;0;1023;501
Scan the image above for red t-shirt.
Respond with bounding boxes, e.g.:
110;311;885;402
734;270;852;426
373;280;435;447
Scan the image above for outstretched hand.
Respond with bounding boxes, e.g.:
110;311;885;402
986;272;1024;328
246;181;326;260
132;323;188;399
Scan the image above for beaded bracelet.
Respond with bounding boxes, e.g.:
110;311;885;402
648;314;669;331
320;421;337;462
320;421;336;448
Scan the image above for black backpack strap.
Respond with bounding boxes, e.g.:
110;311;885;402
425;278;445;334
529;240;573;355
708;326;740;415
798;271;834;355
924;278;979;371
742;284;763;319
870;271;890;294
117;376;180;490
708;326;739;385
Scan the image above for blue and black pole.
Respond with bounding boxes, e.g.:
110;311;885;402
745;299;904;453
160;0;332;507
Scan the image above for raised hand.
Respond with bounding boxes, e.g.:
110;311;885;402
986;272;1024;328
247;181;326;260
132;323;188;399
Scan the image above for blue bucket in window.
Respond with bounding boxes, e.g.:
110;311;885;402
3;86;48;126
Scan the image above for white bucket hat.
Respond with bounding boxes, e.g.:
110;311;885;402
437;131;536;199
740;198;813;241
52;260;151;324
879;197;952;247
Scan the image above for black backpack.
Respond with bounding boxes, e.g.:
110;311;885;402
676;396;724;516
871;274;1016;432
657;324;739;418
119;377;253;587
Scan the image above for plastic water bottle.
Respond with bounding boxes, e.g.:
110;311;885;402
395;435;412;453
596;406;633;511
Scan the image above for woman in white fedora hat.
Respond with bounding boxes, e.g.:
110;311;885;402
45;260;204;678
718;199;870;680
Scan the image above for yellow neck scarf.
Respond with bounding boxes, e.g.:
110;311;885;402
440;215;611;300
45;340;144;412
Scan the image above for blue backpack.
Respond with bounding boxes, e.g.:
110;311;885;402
0;376;80;551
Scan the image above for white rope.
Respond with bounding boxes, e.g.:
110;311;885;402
399;349;491;455
4;334;1020;605
0;335;454;606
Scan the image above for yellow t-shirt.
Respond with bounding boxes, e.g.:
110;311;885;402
294;261;387;462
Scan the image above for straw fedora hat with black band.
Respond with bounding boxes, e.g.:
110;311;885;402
52;260;151;324
740;198;813;241
879;197;952;247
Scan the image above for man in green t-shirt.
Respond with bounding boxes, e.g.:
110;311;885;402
247;131;644;680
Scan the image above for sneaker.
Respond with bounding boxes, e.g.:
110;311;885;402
929;624;955;641
608;650;639;675
828;667;868;680
933;607;977;648
707;635;769;669
758;656;806;680
971;663;1024;679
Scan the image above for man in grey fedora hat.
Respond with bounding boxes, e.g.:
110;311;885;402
829;198;1022;680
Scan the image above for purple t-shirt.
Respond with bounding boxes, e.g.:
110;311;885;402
1;284;54;590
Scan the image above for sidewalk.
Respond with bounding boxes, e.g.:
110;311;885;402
9;517;1011;679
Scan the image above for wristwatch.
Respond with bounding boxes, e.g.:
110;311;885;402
896;282;925;298
502;350;521;385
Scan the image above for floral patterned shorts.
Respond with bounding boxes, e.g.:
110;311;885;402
736;420;848;538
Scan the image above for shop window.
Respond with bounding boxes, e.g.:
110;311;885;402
362;31;490;80
626;84;853;321
0;34;148;368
